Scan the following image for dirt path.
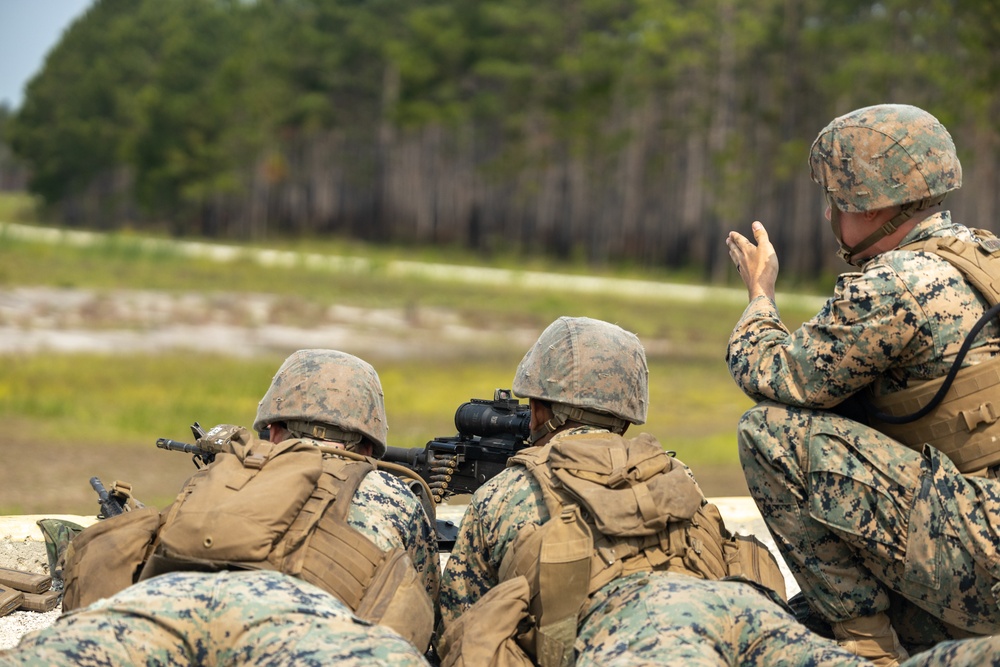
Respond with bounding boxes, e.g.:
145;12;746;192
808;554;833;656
0;286;540;359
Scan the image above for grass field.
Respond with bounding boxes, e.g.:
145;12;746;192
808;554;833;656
0;193;824;514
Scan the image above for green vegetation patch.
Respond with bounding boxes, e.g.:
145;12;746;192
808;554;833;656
0;351;751;467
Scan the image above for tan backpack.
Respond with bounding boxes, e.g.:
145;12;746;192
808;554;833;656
438;577;536;667
65;425;435;650
61;505;163;611
441;432;786;667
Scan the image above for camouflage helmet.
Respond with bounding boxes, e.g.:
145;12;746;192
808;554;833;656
809;104;962;213
254;349;387;458
513;317;648;434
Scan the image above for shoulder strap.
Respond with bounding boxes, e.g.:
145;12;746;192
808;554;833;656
900;230;1000;306
279;452;380;594
504;443;592;667
509;443;564;518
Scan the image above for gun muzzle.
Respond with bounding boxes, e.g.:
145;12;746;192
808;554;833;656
89;476;107;498
382;446;426;466
90;476;124;517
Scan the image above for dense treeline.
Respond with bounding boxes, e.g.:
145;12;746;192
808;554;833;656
3;0;999;280
0;109;27;191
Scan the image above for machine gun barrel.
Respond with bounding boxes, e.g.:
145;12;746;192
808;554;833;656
155;424;220;468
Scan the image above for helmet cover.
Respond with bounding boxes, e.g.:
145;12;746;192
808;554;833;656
809;103;961;212
513;316;648;425
254;349;387;458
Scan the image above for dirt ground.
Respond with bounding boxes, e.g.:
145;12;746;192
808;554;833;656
0;436;204;516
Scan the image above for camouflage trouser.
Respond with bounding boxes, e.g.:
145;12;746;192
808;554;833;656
737;401;1000;651
574;571;866;666
0;570;429;667
906;635;1000;666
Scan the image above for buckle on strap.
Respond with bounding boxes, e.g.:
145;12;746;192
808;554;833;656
961;403;998;431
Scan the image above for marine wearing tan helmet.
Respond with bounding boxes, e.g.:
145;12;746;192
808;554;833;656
512;316;648;443
254;348;388;458
808;103;963;265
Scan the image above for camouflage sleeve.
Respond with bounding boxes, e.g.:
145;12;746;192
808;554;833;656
349;470;440;603
439;497;496;627
726;265;930;407
439;467;548;628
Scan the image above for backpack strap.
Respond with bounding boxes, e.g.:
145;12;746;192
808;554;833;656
284;449;436;650
281;453;382;607
899;229;1000;306
506;444;593;667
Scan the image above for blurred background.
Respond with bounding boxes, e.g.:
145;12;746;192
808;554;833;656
0;0;997;515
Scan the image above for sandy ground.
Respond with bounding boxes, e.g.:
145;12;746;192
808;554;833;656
0;286;544;359
0;516;94;650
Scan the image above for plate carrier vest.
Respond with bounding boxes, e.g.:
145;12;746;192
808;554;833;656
868;229;1000;474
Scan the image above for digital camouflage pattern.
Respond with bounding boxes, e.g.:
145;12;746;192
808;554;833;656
728;214;1000;403
512;316;648;425
440;426;865;663
576;571;866;666
439;448;554;625
0;570;430;666
728;213;1000;649
583;581;1000;666
737;403;1000;649
254;349;388;458
906;636;1000;666
1;460;438;665
809;104;962;213
347;468;440;602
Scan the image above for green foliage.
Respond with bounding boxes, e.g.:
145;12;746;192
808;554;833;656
0;354;277;446
128;0;247;216
8;0;156;202
8;0;996;277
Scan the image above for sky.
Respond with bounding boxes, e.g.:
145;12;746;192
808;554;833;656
0;0;95;110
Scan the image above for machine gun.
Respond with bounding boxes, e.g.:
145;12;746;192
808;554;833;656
382;389;530;551
383;389;531;504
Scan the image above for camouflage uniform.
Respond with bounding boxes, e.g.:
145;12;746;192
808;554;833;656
440;317;872;664
346;468;440;601
728;104;1000;653
0;570;429;667
441;426;873;665
1;349;437;666
2;458;437;667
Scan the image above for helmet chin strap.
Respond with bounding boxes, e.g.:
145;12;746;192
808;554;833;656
828;194;947;266
285;419;363;451
528;403;629;444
